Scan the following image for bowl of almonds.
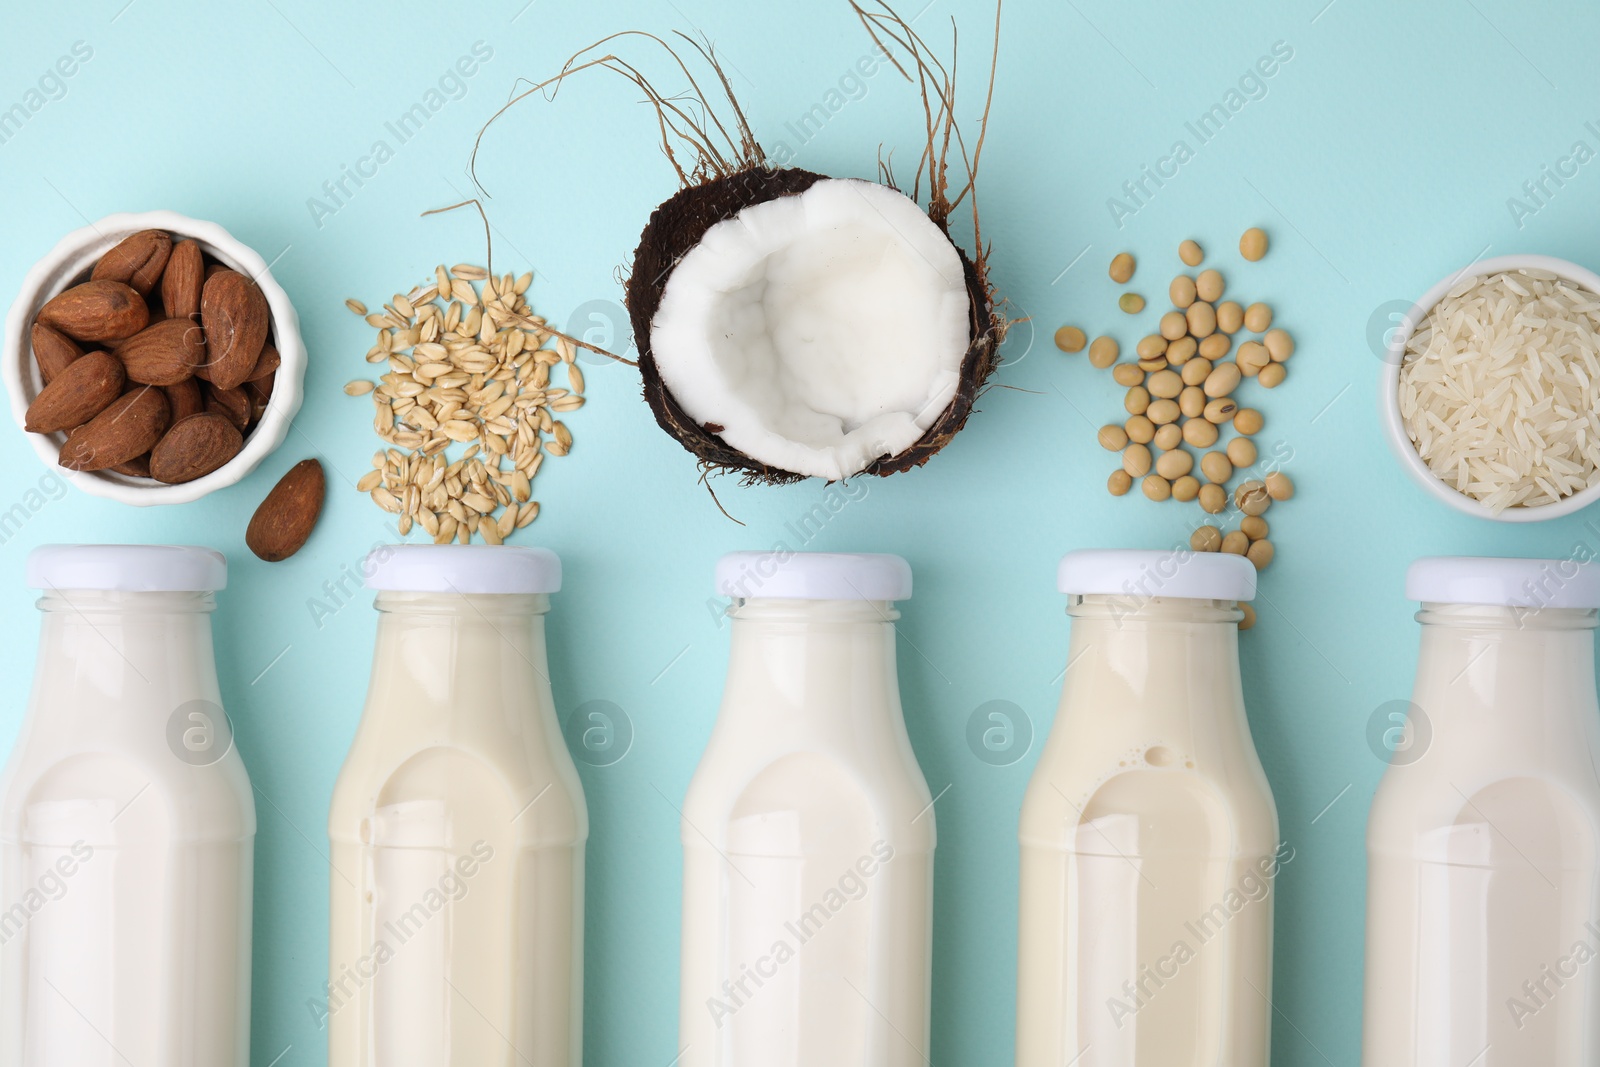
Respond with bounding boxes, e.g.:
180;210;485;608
3;210;305;505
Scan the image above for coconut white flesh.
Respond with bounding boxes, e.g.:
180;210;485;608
650;177;971;480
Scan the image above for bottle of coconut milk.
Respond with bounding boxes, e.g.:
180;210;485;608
0;544;255;1067
1017;549;1280;1067
1364;556;1600;1066
680;551;935;1067
327;545;586;1067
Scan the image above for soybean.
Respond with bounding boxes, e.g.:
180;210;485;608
1110;252;1136;283
1165;336;1198;365
1198;333;1231;360
1153;423;1183;451
1239;603;1257;630
1123;443;1152;477
1266;471;1295;501
1215;300;1244;334
1119;292;1146;314
1159;311;1188;340
1147;369;1184;398
1236;481;1271;517
1125;386;1151;415
1227;436;1258;468
1246;539;1275;570
1185;301;1218;338
1054;325;1087;352
1200;451;1233;483
1264;328;1294;361
1179;386;1206;419
1112;363;1145;387
1143;475;1173;502
1179;239;1204;267
1137;334;1169;360
1147;399;1181;425
1198;483;1228;514
1237;341;1270;375
1258;363;1287;388
1098;424;1129;451
1138;357;1168;373
1109;469;1133;496
1239;227;1268;261
1203;362;1242;398
1181;357;1213;386
1221;530;1250;555
1243;302;1273;333
1155;449;1194;480
1196;268;1224;302
1088;335;1119;368
1203;397;1239;424
1241;515;1269;540
1183;417;1219;448
1190;525;1223;552
1125;415;1156;444
1233;408;1264;435
1172;475;1201;502
1170;274;1197;308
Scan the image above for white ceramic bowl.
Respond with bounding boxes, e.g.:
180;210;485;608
1379;253;1600;523
3;211;305;506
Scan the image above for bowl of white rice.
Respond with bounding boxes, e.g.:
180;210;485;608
1381;254;1600;522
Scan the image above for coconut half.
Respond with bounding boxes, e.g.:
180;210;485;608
629;167;1000;484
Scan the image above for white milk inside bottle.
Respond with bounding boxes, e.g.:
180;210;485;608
1364;556;1600;1066
327;545;586;1067
0;544;255;1067
680;551;935;1067
1017;549;1280;1067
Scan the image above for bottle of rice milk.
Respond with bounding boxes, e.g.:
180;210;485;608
328;545;586;1067
1017;549;1280;1067
680;551;935;1067
0;544;255;1067
1364;556;1600;1066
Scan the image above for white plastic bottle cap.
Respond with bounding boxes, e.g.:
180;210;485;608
362;544;561;594
26;544;227;591
1057;548;1257;602
1407;555;1600;608
716;551;912;601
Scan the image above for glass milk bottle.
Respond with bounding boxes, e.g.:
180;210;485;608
680;551;935;1067
0;544;255;1067
1017;550;1280;1067
1364;556;1600;1066
328;545;586;1067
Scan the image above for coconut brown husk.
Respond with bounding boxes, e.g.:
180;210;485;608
627;165;1002;484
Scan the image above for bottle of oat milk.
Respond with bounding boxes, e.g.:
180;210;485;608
1017;549;1280;1067
679;551;935;1067
1364;556;1600;1067
328;545;586;1067
0;544;255;1067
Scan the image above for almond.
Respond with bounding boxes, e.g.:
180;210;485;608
24;350;126;433
148;411;243;484
111;453;152;478
161;239;204;320
92;230;173;296
115;318;207;385
247;458;325;562
37;280;149;343
30;323;82;384
205;382;252;431
246;343;280;382
163;377;205;422
58;386;170;471
199;270;269;390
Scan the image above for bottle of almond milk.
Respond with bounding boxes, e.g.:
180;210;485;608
0;544;255;1067
1364;556;1600;1066
1018;549;1280;1067
680;551;935;1067
328;545;586;1067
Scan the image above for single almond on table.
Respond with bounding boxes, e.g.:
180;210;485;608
161;239;204;320
30;322;83;384
148;411;243;484
58;386;170;471
205;382;252;431
37;280;149;344
163;377;205;422
91;230;173;296
115;317;207;386
199;269;269;390
24;350;126;433
247;458;325;562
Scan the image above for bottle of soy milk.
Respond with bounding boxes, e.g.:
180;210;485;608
0;544;255;1067
1018;550;1281;1067
328;545;586;1067
1364;556;1600;1066
680;551;935;1067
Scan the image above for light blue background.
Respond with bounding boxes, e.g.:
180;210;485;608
4;0;1600;1063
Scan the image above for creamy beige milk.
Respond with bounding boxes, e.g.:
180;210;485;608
1365;601;1600;1066
328;585;586;1067
1018;590;1279;1067
1;575;255;1067
680;589;935;1067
